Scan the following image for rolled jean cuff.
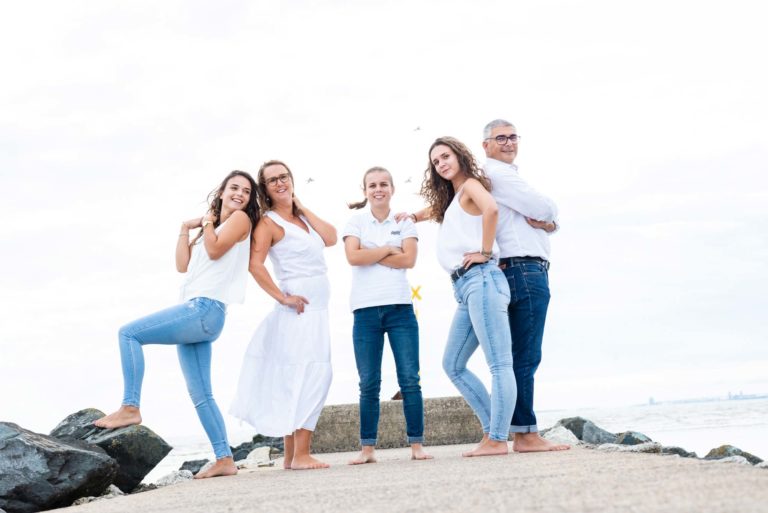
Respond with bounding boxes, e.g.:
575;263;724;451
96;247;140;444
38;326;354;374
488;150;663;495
489;433;509;442
121;401;140;408
407;436;424;444
510;424;539;434
360;438;377;447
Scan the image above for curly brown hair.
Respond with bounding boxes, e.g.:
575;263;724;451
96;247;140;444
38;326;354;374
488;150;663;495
256;160;303;218
419;137;490;223
190;170;260;245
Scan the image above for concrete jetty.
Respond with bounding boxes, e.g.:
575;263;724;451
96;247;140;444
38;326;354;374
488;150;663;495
55;444;768;513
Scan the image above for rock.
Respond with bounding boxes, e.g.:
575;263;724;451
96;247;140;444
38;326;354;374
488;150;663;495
70;485;124;506
179;459;210;474
230;434;284;461
615;431;652;445
704;445;763;465
756;461;768;469
597;442;662;454
0;422;117;513
553;417;617;444
154;470;193;487
661;446;697;458
710;455;751;465
541;426;579;446
130;483;157;494
50;408;172;492
235;446;274;469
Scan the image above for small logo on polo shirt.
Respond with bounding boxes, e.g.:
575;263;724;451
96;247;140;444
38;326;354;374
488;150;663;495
391;230;400;235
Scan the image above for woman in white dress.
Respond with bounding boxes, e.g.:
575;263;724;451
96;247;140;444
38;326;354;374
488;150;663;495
230;160;337;470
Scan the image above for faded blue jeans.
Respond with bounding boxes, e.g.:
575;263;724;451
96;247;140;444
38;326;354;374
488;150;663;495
119;297;232;459
353;304;424;446
443;262;516;442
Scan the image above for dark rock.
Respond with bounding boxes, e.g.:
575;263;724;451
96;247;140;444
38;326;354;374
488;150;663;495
130;483;157;494
0;422;117;513
179;459;209;474
50;408;172;492
662;446;698;458
554;417;617;444
616;431;653;445
231;434;285;460
705;445;763;465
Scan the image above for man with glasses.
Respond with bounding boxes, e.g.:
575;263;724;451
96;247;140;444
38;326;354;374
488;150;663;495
482;118;569;452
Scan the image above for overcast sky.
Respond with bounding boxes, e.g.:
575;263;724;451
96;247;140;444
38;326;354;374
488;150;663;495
2;1;766;442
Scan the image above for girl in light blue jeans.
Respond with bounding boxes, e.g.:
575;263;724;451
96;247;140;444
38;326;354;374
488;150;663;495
94;170;260;479
412;136;516;457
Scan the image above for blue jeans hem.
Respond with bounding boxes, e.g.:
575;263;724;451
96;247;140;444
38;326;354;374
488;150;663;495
510;425;539;434
408;436;424;444
360;438;377;446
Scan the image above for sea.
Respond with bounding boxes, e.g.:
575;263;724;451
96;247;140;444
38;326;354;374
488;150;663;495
143;396;768;483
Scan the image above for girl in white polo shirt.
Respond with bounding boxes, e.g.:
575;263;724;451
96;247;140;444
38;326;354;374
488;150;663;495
343;167;432;464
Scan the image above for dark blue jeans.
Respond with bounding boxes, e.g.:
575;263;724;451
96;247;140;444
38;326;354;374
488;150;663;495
502;260;550;433
352;304;424;446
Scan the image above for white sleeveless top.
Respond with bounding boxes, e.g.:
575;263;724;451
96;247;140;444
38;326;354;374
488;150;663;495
179;218;251;305
436;187;500;273
266;211;327;281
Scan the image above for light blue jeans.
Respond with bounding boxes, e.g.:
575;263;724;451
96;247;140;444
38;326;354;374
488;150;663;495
119;297;232;459
443;262;516;442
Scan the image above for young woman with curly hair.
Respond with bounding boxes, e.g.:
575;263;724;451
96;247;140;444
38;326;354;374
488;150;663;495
94;170;260;479
413;136;516;457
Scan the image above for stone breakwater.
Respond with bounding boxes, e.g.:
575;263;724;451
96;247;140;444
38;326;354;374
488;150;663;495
2;398;765;512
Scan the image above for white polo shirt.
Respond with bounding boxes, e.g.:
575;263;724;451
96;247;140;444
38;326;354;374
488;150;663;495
342;209;418;312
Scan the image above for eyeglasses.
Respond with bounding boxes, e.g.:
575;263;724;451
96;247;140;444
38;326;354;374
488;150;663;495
487;134;521;144
264;173;291;187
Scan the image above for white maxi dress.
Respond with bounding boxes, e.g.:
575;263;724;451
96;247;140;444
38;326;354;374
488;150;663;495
230;211;333;436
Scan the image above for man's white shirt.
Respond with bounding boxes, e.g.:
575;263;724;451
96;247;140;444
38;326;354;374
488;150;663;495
484;157;559;261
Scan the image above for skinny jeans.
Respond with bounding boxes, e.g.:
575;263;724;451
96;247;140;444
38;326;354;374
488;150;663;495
119;297;232;459
443;262;516;442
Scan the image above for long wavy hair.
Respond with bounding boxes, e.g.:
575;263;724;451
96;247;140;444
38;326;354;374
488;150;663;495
192;170;260;244
347;166;393;210
419;137;490;223
257;160;303;217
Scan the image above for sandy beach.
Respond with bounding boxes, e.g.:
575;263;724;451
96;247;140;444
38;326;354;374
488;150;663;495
54;444;768;513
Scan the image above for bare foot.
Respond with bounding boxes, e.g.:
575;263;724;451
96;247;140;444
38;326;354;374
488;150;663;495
464;433;489;454
93;406;142;429
462;438;509;457
513;433;571;452
410;443;433;461
348;447;377;465
283;434;295;469
194;457;238;479
290;454;330;470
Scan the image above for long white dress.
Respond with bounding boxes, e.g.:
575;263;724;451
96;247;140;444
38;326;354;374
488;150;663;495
230;211;333;436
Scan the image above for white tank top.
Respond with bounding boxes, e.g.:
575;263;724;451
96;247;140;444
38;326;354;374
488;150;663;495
436;187;500;273
266;211;328;281
179;218;251;305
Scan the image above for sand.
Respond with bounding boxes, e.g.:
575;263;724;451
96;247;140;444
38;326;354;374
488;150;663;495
54;444;768;513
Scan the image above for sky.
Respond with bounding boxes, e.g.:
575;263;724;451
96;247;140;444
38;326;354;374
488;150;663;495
1;1;766;443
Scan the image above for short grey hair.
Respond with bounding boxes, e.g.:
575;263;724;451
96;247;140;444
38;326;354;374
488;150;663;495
483;119;516;139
